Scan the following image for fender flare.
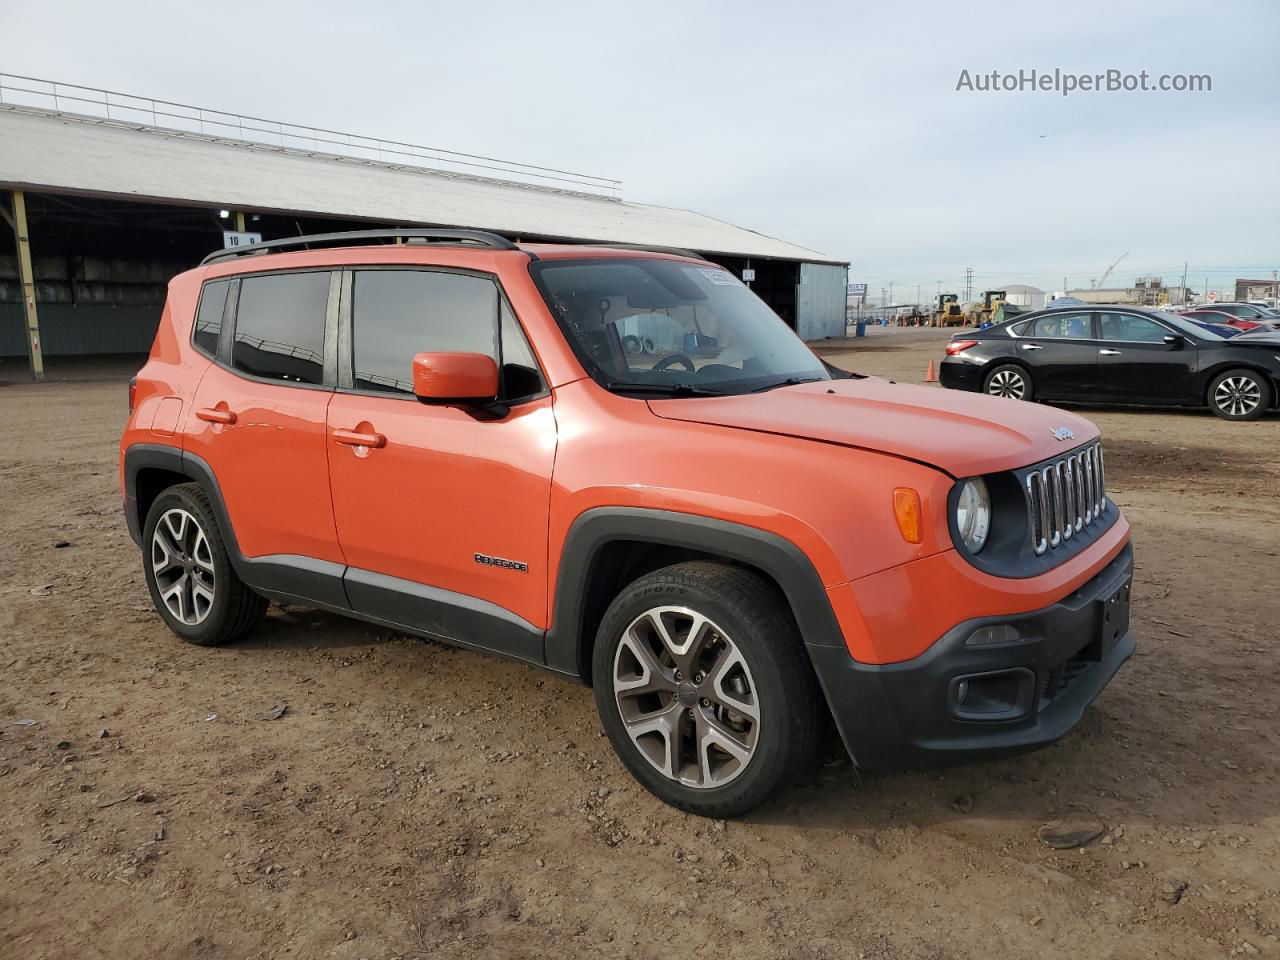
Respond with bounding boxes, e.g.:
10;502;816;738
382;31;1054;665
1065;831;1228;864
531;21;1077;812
124;443;244;557
122;443;348;608
543;507;846;678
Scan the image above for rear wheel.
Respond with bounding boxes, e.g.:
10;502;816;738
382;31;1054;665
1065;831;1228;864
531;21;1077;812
592;561;821;818
1208;368;1270;421
142;483;267;645
984;363;1033;401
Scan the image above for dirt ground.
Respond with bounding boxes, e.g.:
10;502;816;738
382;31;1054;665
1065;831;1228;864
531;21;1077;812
2;330;1278;960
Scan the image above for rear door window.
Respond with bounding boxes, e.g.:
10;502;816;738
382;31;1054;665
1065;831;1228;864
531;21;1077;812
231;272;331;384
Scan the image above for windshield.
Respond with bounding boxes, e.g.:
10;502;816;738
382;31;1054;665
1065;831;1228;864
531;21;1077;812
530;258;829;395
1151;310;1227;342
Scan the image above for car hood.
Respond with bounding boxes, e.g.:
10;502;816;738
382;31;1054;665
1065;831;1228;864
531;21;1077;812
647;377;1100;477
1228;331;1280;345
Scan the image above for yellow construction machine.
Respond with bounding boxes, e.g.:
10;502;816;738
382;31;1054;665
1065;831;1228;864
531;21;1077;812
933;293;964;326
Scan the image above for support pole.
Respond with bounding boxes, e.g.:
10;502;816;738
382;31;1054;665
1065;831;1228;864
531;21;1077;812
10;191;45;380
234;210;246;233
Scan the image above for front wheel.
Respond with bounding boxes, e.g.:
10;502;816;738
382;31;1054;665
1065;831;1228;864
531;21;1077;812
1208;368;1271;421
592;561;821;818
984;363;1033;401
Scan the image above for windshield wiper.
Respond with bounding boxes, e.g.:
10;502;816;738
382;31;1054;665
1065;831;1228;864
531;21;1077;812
747;376;825;394
605;381;727;398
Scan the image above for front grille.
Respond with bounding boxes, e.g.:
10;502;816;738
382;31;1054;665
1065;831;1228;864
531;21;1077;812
1026;442;1106;556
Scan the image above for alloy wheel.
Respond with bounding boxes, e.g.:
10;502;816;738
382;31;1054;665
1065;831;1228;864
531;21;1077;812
612;606;759;789
1215;376;1261;418
988;369;1026;399
151;508;216;625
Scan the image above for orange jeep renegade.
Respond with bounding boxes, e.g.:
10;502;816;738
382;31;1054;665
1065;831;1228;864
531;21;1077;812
120;229;1134;817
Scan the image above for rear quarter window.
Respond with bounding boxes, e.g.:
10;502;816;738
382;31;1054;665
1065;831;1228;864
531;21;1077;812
193;280;230;357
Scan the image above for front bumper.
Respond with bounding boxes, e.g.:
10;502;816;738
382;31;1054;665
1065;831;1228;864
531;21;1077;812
811;544;1134;770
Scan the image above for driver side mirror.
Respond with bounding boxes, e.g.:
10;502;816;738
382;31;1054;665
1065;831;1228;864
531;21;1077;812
413;352;499;405
1163;335;1184;349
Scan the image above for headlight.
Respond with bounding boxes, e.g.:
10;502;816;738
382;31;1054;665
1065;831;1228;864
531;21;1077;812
955;478;991;553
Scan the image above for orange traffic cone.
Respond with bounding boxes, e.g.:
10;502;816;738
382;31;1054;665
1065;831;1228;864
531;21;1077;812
925;360;938;382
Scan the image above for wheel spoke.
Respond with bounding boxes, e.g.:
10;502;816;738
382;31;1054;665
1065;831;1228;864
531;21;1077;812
192;529;215;574
162;573;190;622
150;529;182;576
696;708;753;776
702;644;758;720
645;608;711;677
615;627;677;696
191;574;215;607
163;511;187;549
621;701;685;780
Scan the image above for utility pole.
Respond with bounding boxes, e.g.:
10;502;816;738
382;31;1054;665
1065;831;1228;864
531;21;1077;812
915;284;921;307
1180;261;1188;306
888;282;894;306
964;267;974;303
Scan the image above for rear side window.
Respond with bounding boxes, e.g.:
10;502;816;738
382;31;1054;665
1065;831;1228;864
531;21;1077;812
193;280;229;357
232;272;330;384
351;270;499;394
1029;312;1094;339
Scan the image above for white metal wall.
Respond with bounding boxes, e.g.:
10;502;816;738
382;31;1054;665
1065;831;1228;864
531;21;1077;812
796;262;849;340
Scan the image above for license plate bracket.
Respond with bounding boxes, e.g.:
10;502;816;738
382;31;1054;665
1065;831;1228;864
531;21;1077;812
1096;577;1132;658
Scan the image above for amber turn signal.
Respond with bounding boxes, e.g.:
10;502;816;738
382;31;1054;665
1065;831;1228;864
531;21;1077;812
893;487;923;543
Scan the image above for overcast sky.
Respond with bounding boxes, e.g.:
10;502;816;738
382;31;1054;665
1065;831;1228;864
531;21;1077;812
3;0;1276;299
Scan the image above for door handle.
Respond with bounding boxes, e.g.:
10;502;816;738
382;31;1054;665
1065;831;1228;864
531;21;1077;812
332;428;386;448
1020;343;1042;350
1099;349;1122;356
195;407;237;425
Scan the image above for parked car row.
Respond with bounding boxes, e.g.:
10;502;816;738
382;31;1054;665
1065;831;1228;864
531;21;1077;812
1177;302;1280;338
941;304;1280;420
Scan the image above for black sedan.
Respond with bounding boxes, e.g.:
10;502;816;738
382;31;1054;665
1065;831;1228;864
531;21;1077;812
940;305;1280;420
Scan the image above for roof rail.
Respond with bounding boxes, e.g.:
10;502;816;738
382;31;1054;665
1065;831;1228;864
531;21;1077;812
201;228;518;265
579;241;707;261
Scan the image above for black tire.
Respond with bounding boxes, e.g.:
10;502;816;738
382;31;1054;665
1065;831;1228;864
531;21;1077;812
141;483;267;645
983;363;1034;401
621;334;642;356
591;561;822;818
1207;368;1271;421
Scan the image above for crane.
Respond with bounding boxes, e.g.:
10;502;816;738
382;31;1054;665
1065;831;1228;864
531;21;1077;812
1095;251;1129;289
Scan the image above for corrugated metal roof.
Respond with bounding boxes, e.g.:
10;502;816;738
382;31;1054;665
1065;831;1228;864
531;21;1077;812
0;108;844;265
